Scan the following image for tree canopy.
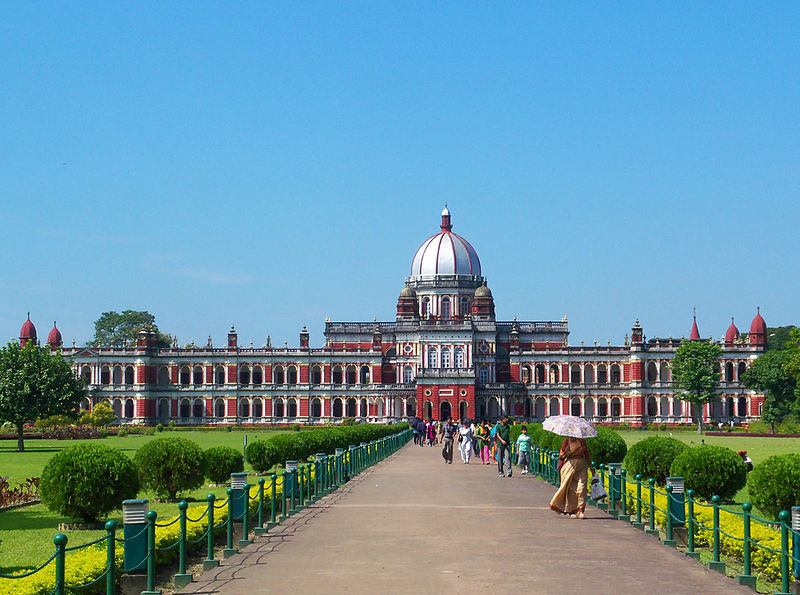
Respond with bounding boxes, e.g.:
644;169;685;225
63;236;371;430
741;350;797;432
670;339;723;433
0;341;87;451
90;310;172;348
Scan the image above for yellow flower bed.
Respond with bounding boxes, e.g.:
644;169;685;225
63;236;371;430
598;474;786;582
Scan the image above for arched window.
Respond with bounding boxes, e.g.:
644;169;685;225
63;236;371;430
737;396;748;417
597;397;608;417
421;297;430;318
113;366;122;385
584;364;595;384
597;364;608;384
158;366;171;386
535;364;545;384
80;397;91;411
124;366;134;385
193;399;204;418
124;398;134;419
460;297;470;317
647;362;658;383
333;398;343;417
214;366;225;385
239;365;250;385
672;399;682;417
454;347;464;368
311;365;322;385
81;366;92;385
427;347;437;368
441;297;451;320
345;365;356;385
521;365;531;384
180;366;191;385
571;398;581;416
647;397;657;417
459;400;468;420
239;399;250;418
548;398;559;416
180;398;190;418
360;365;370;384
479;366;489;384
273;365;284;384
441;348;451;368
611;398;621;418
274;398;285;418
737;362;746;380
158;399;170;420
346;398;357;417
215;399;225;418
101;366;110;385
661;364;669;383
193;366;204;385
549;364;559;384
287;399;297;417
610;364;621;384
403;365;414;384
252;366;263;385
406;397;417;417
359;398;368;418
287;366;297;385
725;362;734;382
570;364;581;384
310;398;322;418
253;399;263;417
332;366;342;384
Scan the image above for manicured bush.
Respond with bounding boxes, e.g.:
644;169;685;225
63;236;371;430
78;401;116;427
246;439;281;473
40;443;139;522
134;437;205;499
586;427;627;464
669;445;747;501
35;414;77;429
204;446;244;483
623;436;689;485
747;453;800;520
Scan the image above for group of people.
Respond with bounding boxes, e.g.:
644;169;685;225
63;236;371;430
415;416;593;520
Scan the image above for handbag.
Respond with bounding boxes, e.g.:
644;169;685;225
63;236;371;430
590;472;608;501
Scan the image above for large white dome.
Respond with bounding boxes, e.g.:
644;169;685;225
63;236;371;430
410;208;481;277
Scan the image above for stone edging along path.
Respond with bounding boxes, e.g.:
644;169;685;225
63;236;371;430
179;443;754;595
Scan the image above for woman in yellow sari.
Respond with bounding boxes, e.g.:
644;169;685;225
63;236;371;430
549;437;593;519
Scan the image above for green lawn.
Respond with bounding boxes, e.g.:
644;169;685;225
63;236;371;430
0;430;287;571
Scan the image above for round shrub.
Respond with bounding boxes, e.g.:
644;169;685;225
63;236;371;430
246;439;280;473
40;443;139;523
134;437;205;500
204;446;244;484
747;453;800;520
669;445;747;501
586;427;627;464
623;436;689;485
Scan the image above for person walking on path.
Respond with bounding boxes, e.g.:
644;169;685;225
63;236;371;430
549;437;593;519
427;421;437;446
458;420;473;464
441;418;457;464
495;416;511;477
515;425;532;474
475;420;491;464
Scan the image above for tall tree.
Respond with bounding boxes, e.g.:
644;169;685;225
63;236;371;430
741;350;797;433
670;339;723;434
90;310;172;348
785;327;800;421
0;341;87;451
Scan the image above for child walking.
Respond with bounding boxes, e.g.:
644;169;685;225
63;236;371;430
515;425;532;474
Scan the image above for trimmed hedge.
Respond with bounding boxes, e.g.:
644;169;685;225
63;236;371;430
747;453;800;520
669;445;747;501
246;423;409;473
134;437;206;499
40;443;139;523
623;436;689;485
204;446;244;484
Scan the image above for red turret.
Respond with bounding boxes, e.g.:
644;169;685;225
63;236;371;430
689;312;700;340
749;307;767;348
440;205;452;232
47;321;63;348
724;318;739;346
20;313;37;347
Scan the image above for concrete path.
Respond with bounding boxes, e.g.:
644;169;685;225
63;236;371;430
181;443;752;595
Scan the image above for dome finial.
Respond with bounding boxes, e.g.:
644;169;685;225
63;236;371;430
440;206;452;231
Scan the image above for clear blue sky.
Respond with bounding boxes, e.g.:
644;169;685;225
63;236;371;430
2;3;798;348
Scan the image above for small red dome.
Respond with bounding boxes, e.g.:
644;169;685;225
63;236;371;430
749;307;767;346
20;313;37;344
725;318;739;345
47;321;62;347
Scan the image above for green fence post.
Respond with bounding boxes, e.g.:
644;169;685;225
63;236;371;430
607;465;618;518
597;464;607;510
779;510;791;595
645;478;658;536
269;474;277;528
619;470;630;522
174;500;192;588
279;470;288;521
735;502;756;588
664;485;675;546
105;520;117;595
53;534;67;595
684;490;699;559
204;494;219;570
297;465;305;509
632;474;644;528
254;478;267;536
223;488;238;558
306;464;312;503
239;484;252;547
144;511;158;595
708;495;725;573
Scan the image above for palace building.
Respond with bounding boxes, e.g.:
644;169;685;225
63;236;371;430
22;208;767;426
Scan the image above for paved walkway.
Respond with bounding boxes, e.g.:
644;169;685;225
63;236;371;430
182;443;752;595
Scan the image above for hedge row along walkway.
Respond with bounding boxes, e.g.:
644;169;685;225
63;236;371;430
182;444;752;595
